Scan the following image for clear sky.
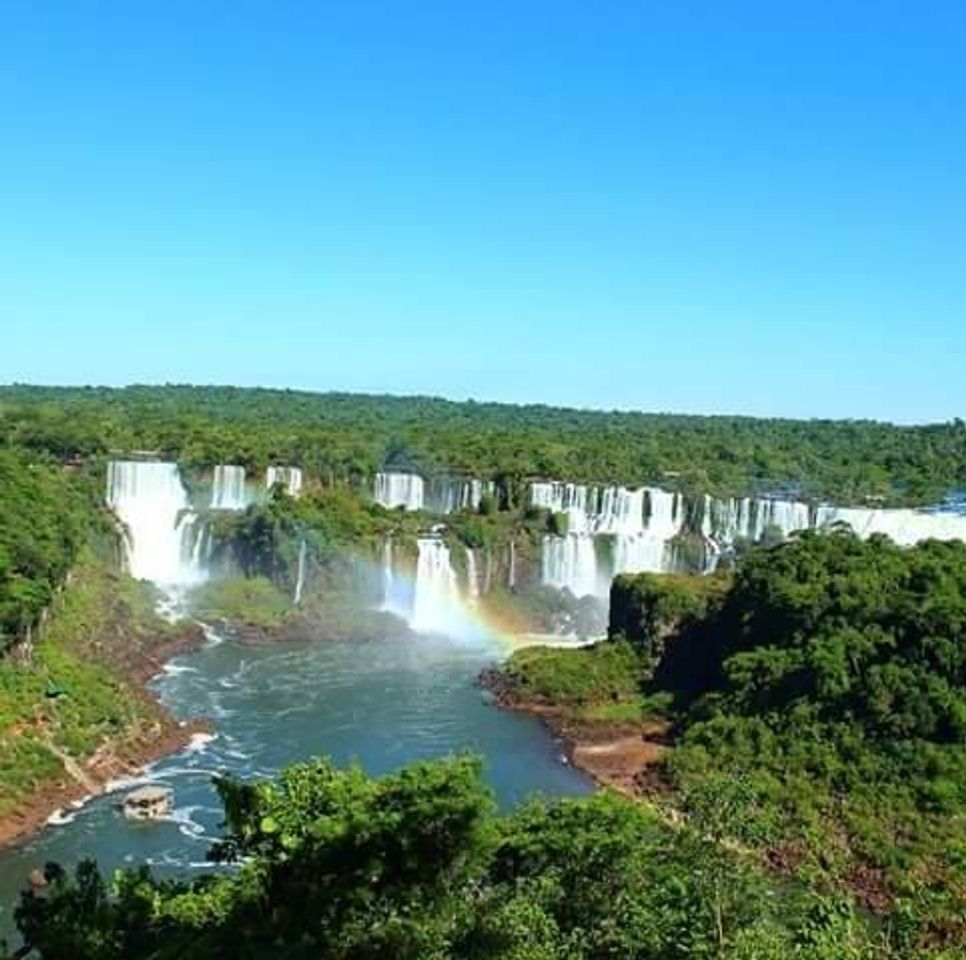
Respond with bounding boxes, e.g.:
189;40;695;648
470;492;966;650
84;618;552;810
1;2;964;422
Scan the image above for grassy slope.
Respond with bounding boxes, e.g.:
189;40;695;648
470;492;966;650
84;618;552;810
0;552;191;820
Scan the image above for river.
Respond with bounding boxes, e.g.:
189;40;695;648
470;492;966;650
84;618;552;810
0;624;591;939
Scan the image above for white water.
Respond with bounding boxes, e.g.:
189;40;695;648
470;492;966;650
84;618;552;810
293;540;307;605
106;461;206;588
814;505;966;545
428;477;493;513
533;484;684;596
380;539;395;609
375;472;425;511
211;465;250;510
542;533;600;598
411;538;462;634
376;474;492;513
266;466;303;498
533;479;966;598
379;538;413;618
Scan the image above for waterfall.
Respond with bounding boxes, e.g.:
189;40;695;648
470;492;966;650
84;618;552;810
530;481;648;537
106;461;206;588
375;472;425;511
379;538;413;617
596;487;646;535
211;465;250;510
411;538;462;634
533;483;676;596
465;547;480;604
615;488;683;573
542;533;600;597
293;540;307;604
612;531;672;576
426;477;492;513
181;513;212;577
266;465;303;497
814;505;966;545
533;476;966;605
530;481;593;533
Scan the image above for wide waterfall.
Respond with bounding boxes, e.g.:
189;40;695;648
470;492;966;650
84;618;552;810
533;479;966;600
106;461;205;588
427;477;493;514
533;483;683;596
530;482;595;533
266;465;303;498
411;538;462;634
375;472;425;511
814;505;966;545
211;465;250;510
376;473;493;513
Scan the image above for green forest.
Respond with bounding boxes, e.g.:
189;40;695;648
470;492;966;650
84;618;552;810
4;384;965;504
0;450;108;651
3;754;903;960
502;531;966;955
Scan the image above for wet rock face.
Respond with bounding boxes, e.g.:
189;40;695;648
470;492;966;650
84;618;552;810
122;786;173;821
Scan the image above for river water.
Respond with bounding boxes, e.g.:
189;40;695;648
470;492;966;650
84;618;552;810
0;625;591;938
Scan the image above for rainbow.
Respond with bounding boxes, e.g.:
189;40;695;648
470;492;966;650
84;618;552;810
372;552;598;655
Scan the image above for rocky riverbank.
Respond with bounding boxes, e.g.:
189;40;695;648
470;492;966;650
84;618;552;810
479;665;672;797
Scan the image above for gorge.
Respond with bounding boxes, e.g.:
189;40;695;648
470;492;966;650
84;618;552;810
4;390;966;956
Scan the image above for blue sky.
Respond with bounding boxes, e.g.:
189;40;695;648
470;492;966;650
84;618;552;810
1;2;964;422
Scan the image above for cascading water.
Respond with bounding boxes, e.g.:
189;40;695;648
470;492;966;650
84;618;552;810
106;461;206;588
533;483;681;595
375;472;425;511
814;505;966;545
379;538;413;618
611;488;683;577
293;540;307;604
535;477;966;597
427;477;494;513
411;538;463;634
211;465;250;510
381;539;394;608
266;466;303;498
542;533;600;597
530;482;593;533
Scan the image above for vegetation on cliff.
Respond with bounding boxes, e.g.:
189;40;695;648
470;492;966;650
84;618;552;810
0;449;108;652
497;531;966;953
